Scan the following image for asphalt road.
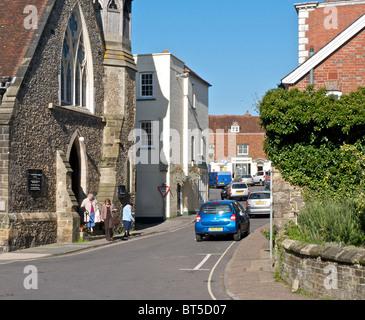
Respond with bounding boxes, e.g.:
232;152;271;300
0;187;269;301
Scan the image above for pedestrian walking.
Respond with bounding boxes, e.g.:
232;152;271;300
101;199;117;241
81;194;98;233
122;202;134;237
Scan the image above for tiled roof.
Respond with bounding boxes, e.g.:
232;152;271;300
209;114;265;134
0;0;49;78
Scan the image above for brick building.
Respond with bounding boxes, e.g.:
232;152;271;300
282;0;365;95
0;0;136;252
209;113;271;177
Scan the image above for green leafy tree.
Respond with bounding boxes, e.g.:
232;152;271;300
259;86;365;245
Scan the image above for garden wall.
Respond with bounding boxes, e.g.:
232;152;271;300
279;239;365;300
272;167;305;230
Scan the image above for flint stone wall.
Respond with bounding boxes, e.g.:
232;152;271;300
0;0;136;252
8;213;57;251
1;0;105;251
9;0;105;214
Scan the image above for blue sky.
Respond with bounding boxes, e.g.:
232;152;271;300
132;0;300;116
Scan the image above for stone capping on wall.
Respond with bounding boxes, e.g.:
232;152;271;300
48;103;104;121
282;238;365;265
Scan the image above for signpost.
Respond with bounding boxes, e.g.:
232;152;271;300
270;166;273;266
158;186;171;198
158;185;171;220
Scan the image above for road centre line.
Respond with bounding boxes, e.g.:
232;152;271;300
179;254;212;271
194;254;212;270
179;252;226;272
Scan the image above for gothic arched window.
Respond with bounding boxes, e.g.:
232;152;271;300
61;6;94;112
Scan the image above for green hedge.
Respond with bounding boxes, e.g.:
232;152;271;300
259;86;365;207
259;86;365;246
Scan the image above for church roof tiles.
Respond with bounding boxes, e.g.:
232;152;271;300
0;0;49;78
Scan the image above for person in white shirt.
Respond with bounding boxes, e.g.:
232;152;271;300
122;203;134;237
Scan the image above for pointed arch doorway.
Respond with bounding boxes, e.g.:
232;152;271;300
70;143;82;204
67;132;88;206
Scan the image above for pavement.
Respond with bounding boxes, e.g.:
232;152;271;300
0;215;312;300
224;223;313;300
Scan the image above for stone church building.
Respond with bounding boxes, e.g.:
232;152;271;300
0;0;137;252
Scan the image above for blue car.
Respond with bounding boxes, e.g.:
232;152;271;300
195;201;250;242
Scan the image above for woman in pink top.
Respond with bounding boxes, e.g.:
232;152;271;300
81;194;98;232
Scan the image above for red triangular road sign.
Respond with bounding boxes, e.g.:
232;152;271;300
158;186;171;198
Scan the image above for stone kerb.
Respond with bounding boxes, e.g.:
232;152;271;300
279;238;365;300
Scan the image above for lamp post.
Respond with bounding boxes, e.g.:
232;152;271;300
270;165;273;266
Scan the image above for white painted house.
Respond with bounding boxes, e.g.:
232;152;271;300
133;51;211;222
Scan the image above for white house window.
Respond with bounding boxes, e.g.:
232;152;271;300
231;126;240;133
61;6;94;112
192;83;197;109
140;73;154;98
140;121;153;148
238;144;249;155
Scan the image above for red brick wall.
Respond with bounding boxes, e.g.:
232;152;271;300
210;133;266;161
305;3;365;56
291;28;365;93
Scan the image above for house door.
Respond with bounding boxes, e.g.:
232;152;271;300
235;163;251;176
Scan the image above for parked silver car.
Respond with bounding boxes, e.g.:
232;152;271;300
246;191;271;217
235;174;255;186
221;182;250;200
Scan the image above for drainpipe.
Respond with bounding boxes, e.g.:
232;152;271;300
183;74;190;176
309;48;314;85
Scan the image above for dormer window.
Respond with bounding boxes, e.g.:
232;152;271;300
231;125;240;133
